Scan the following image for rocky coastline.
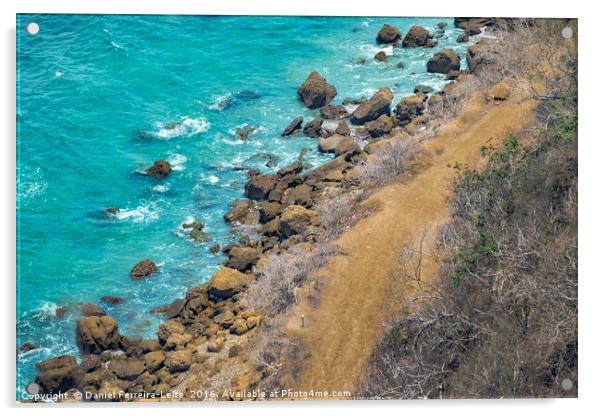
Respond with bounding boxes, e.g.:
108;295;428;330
28;17;499;402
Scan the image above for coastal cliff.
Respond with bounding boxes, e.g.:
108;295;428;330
27;17;577;402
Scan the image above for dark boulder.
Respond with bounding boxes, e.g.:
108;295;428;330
366;114;394;138
394;94;426;125
224;199;258;223
426;49;461;74
130;259;157;280
402;26;435;48
335;120;351;136
374;51;388;62
225;246;260;272
320;104;349;120
100;296;125;305
35;355;80;394
75;316;120;354
244;173;278;200
303;118;323;138
376;24;401;44
277;160;303;177
145;160;172;179
281;116;303;136
350;88;393;125
297;71;337;109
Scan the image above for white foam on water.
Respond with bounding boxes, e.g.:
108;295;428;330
114;204;159;223
208;175;219;184
209;92;233;111
153;116;210;139
54;71;63;79
152;184;169;193
167;153;187;171
18;167;47;200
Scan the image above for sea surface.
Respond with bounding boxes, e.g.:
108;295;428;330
16;14;472;395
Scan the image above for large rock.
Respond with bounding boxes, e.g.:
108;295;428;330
402;26;434;48
376;24;401;44
303;118;323;138
244;173;278;200
282;184;313;207
164;349;193;373
467;40;489;73
350;88;393;125
280;205;318;238
318;134;360;157
366;114;394;138
258;201;282;223
208;267;251;299
335;120;351;136
277;161;303;177
297;71;337;109
144;351;165;373
281;116;303;136
394;94;426;125
426;49;461;74
320;104;349;120
224;199;258;224
225;246;260;272
108;359;145;381
35;355;80;394
75;316;120;354
130;259;157;280
145;160;172;179
158;320;185;345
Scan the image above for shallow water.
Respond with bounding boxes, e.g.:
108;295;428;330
16;14;471;395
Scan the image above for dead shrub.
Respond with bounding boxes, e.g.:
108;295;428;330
357;139;418;186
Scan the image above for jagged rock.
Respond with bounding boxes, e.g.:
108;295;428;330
376;24;401;44
427;49;461;74
225;246;260;272
297;71;337;109
145;160;172;179
100;296;125;305
144;351;165;373
374;51;388;62
303;118;323;138
258;201;281;223
20;342;37;353
260;217;280;237
280;205;318;238
402;26;434;48
209;244;221;254
350;88;393;125
208;267;251;300
446;70;461;80
35;355;80;394
246;315;261;330
492;81;511;100
277;161;303;177
457;34;469;43
366;114;394;138
158;320;185;345
75;316;120;354
164;333;192;351
282;184;313;207
80;303;107;317
224;199;258;223
234;125;255;140
129;259;157;280
80;354;101;373
244;174;278;201
164;350;193;373
394;94;426;125
281;116;303;136
335;120;351;136
467;40;489;73
108;359;145;381
165;298;186;319
181;220;208;243
320;104;349;120
414;85;434;94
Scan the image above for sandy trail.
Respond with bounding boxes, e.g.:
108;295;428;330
286;93;537;395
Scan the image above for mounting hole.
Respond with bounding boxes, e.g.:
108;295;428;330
561;378;573;391
26;22;40;36
561;26;573;39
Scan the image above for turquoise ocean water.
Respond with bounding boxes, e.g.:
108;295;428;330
16;14;471;395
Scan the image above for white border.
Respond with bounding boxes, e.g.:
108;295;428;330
2;1;599;415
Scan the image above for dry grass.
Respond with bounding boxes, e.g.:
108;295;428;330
356;140;419;187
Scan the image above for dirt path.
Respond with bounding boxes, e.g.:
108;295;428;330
285;92;538;395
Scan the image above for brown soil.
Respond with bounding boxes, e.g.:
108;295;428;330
285;91;538;396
